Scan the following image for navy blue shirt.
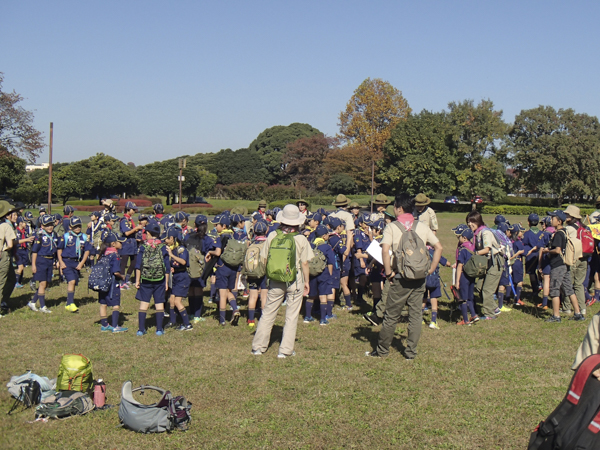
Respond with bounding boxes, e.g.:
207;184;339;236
58;231;93;260
120;215;138;255
31;230;59;257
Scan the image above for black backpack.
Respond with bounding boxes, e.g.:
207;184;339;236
528;354;600;449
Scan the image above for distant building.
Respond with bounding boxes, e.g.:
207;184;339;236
26;163;50;172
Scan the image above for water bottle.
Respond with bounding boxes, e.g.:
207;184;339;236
93;379;106;408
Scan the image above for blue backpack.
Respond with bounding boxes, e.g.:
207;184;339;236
88;257;113;293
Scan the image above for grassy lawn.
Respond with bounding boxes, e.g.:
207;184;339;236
0;212;593;449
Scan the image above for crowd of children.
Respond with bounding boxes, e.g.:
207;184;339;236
2;193;599;348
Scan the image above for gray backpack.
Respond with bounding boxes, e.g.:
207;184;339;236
35;391;94;419
118;381;192;433
392;221;431;280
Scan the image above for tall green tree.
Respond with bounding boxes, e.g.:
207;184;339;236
75;153;139;198
379;110;456;196
507;106;600;203
0;149;25;192
248;123;321;184
205;148;266;185
446;99;507;200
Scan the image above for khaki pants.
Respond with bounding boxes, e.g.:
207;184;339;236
570;258;587;312
375;278;390;318
476;255;502;317
252;280;303;356
0;251;15;306
572;312;600;370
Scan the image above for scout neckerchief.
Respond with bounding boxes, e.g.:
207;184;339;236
17;227;27;248
41;229;56;251
66;230;87;259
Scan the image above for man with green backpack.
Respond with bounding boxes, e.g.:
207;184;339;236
252;205;314;359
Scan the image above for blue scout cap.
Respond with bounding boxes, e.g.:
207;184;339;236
272;207;282;216
510;223;525;233
107;213;119;221
153;203;164;213
329;217;342;228
494;215;506;225
315;225;329;237
166;226;182;239
528;213;539;223
212;214;230;226
63;205;76;214
452;224;468;236
254;221;269;235
39;206;46;213
311;213;322;223
231;213;247;224
221;210;230;217
125;201;138;211
90;211;101;218
69;217;82;228
24;211;34;220
372;219;385;230
265;209;273;217
41;215;55;226
103;232;127;244
16;216;25;224
498;222;509;233
211;214;221;224
252;212;262;221
316;208;328;217
175;211;190;222
547;209;567;222
145;220;161;236
195;214;208;225
54;213;62;221
322;216;332;227
138;214;149;221
461;228;474;240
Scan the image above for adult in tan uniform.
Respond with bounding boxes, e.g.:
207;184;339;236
0;201;18;315
573;312;600;379
329;194;355;252
370;194;392;222
252;204;314;358
414;193;438;234
296;199;310;217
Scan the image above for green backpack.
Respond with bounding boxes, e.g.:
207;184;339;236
266;230;297;283
141;244;166;282
308;247;327;276
462;250;489;279
56;354;93;393
221;238;247;267
36;391;94;419
243;241;266;278
187;247;205;279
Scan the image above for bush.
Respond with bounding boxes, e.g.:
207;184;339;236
264;185;296;202
430;203;474;213
481;205;595;216
492;197;560;207
327;174;357;195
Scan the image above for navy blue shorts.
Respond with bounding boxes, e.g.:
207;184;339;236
317;276;333;296
136;280;166;304
99;283;121;307
541;256;551;275
512;261;524;284
309;277;318;297
15;249;30;266
500;266;510;287
424;284;442;299
248;276;266;290
341;259;351;278
171;271;191;297
353;258;366;276
62;258;81;284
525;256;538;275
34;257;54;283
215;263;237;290
330;269;340;290
458;274;475;301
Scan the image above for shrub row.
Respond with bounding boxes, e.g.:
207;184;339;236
482;205;596;217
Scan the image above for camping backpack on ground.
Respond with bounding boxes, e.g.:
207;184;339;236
57;354;93;393
308;247;327;276
266;230;297;283
118;381;192;433
243;241;266;278
528;354;600;450
578;226;595;257
140;243;166;281
221;238;247;267
391;221;430;280
7;372;56;414
462;249;489;279
35;391;94;419
88;257;113;293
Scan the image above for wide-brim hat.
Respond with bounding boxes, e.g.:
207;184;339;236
371;194;391;206
296;199;310;207
0;200;17;218
349;201;360;209
564;205;582;220
414;193;431;207
276;204;305;226
332;194;350;207
258;200;267;208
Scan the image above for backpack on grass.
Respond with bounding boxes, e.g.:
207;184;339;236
141;243;166;281
266;230;297;283
528;354;600;450
242;241;266;278
57;354;93;393
308;247;327;276
391;221;430;280
118;381;192;433
221;238;247;267
7;372;56;415
35;391;94;419
88;257;113;293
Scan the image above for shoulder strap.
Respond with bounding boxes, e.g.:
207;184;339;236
567;354;600;405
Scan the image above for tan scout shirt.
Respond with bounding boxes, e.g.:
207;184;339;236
417;207;438;232
329;209;355;231
0;222;16;252
381;220;439;271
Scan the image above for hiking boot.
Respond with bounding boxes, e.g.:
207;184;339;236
303;317;315;323
545;316;561;323
230;310;241;326
14;283;23;289
39;306;52;314
112;326;128;333
277;351;296;359
469;315;480;323
136;330;147;336
27;301;38;312
319;319;329;326
155;330;165;336
456;320;471;326
101;325;115;332
570;314;586;322
65;303;79;313
429;321;440;330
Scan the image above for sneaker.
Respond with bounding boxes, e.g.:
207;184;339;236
493;307;501;315
325;314;337;321
164;311;170;318
515;300;525;306
177;324;193;331
27;302;38;312
39;306;52;314
303;317;315;323
101;325;115;332
469;315;480;323
156;330;165;336
499;305;512;313
545;315;561;323
404;355;416;361
65;303;79;313
119;283;129;290
164;322;177;329
218;321;226;327
136;330;147;336
570;314;586;322
251;349;263;356
365;351;382;358
230;310;241;326
14;283;23;289
537;303;549;310
456;320;471;326
193;316;206;323
429;321;440;330
277;351;295;359
247;320;256;328
422;306;429;313
112;326;128;333
320;319;329;326
480;315;496;321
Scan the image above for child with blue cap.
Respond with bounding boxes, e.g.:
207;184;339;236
328;216;348;310
537;216;555;309
86;211;107;264
522;213;543;300
164;226;193;331
14;216;34;288
496;222;513;313
304;225;336;325
120;201;143;288
508;223;526;306
98;232;128;333
27;215;59;313
453;224;478;325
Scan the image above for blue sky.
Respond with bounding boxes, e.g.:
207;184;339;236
2;1;599;165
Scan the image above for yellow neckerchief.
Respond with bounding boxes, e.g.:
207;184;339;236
375;235;383;242
305;225;314;232
313;237;326;247
218;228;233;236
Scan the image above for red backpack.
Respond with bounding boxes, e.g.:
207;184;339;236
577;226;595;257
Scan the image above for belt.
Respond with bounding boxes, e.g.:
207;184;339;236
63;257;79;260
40;256;54;259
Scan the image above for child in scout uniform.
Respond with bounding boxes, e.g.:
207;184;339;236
57;217;93;312
414;193;438;234
508;223;526;306
212;214;241;326
453;225;478;325
522;213;543;300
352;216;371;305
366;219;385;315
496;222;513;313
153;204;164;221
87;211;106;264
14;217;34;288
97;232;128;333
302;213;321;242
304;225;336;325
207;215;222;304
62;205;76;233
27;215;59;313
327;216;347;310
164;227;193;331
134;220;171;336
257;200;268;220
174;211;191;238
537;217;554;309
136;214;149;245
246;220;269;328
370;194;391;222
120;201;144;288
423;244;451;329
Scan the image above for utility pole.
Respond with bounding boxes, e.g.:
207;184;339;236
178;158;186;210
370;159;375;215
48;122;53;214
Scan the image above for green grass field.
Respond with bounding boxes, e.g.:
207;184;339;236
0;212;594;449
